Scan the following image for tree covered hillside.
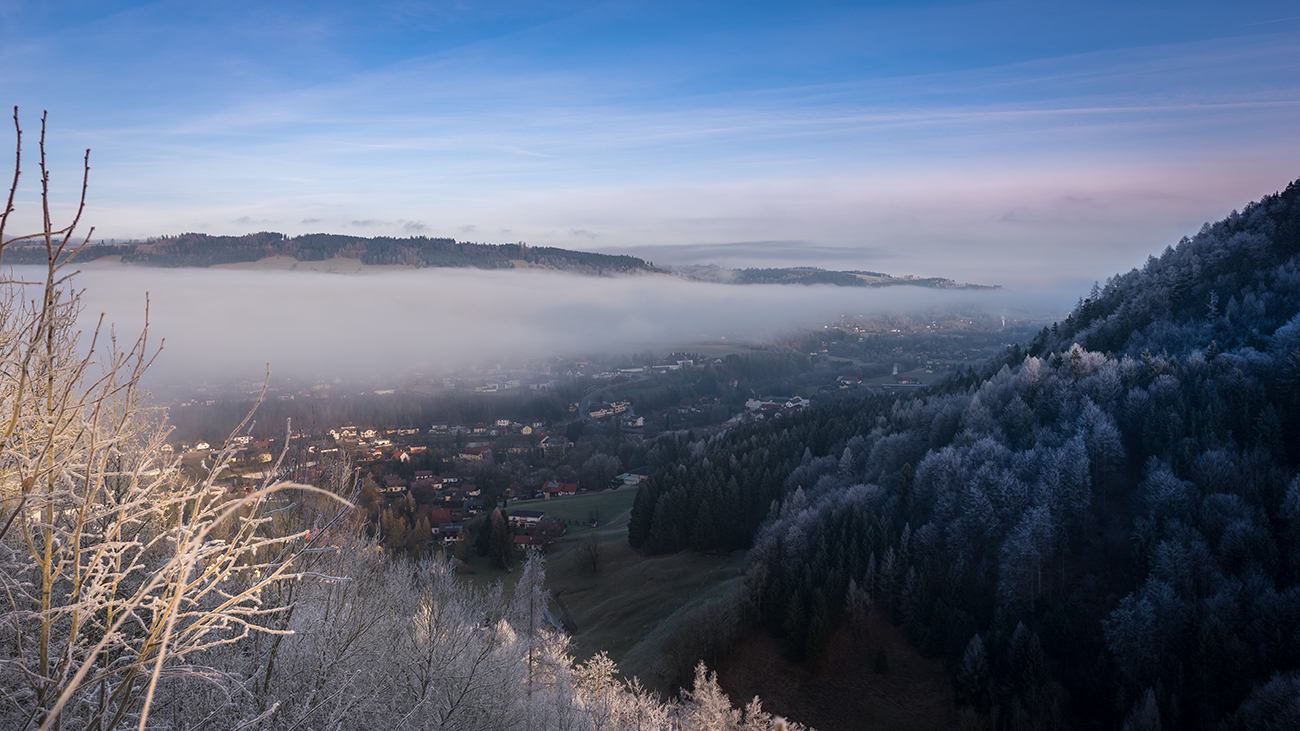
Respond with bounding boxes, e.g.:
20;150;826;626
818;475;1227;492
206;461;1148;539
632;179;1300;728
2;231;656;274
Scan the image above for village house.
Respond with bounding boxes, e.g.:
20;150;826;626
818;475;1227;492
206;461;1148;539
512;517;566;548
458;446;491;462
436;524;467;546
542;480;578;498
540;436;571;457
410;472;439;492
508;510;545;528
612;466;652;487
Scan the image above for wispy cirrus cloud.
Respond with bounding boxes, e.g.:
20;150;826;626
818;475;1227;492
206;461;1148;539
2;1;1296;288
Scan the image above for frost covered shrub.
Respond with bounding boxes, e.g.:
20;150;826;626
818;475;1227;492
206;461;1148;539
0;113;801;731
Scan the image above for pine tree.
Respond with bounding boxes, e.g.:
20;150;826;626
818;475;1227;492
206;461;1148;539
489;507;513;568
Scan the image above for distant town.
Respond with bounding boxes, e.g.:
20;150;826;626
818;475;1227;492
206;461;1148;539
159;308;1039;558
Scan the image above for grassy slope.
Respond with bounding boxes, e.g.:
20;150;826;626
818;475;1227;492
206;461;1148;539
543;510;747;689
465;488;958;727
508;489;639;528
715;615;957;731
461;489;749;690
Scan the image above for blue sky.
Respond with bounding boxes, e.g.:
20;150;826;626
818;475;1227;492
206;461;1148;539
2;0;1298;287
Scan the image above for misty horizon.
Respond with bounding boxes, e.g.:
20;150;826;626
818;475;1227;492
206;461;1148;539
7;263;1071;388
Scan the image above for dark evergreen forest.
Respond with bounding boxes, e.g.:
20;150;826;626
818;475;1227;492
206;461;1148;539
630;179;1300;728
2;231;654;274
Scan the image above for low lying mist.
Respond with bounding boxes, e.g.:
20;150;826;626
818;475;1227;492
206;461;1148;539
8;264;1075;389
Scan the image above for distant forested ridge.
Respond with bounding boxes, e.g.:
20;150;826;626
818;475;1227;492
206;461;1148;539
1;231;656;274
633;178;1300;728
735;267;995;289
1;233;1000;287
671;264;998;289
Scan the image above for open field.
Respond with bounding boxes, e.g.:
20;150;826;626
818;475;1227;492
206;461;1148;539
861;358;986;386
455;488;748;691
862;368;941;385
541;514;747;690
509;488;639;526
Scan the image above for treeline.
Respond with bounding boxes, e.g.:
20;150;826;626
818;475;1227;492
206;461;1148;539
729;266;993;289
1032;181;1300;358
2;232;656;274
629;395;894;553
734;267;872;287
632;178;1300;728
167;389;572;443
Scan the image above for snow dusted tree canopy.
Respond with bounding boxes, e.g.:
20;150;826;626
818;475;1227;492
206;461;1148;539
632;178;1300;727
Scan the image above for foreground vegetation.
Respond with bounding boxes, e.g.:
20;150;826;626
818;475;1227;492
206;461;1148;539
0;112;801;731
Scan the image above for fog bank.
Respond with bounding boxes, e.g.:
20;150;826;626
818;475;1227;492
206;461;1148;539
9;265;1074;386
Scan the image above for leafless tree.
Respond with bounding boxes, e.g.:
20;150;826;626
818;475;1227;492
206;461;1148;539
0;109;802;731
579;532;602;574
0;108;343;731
